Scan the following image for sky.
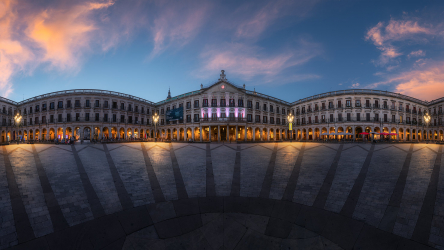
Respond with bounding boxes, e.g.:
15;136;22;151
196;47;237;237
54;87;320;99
1;0;444;103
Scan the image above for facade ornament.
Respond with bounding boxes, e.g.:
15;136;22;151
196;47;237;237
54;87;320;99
219;70;227;81
167;87;171;99
243;84;245;89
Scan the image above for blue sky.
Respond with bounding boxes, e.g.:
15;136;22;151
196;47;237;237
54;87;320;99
2;0;444;103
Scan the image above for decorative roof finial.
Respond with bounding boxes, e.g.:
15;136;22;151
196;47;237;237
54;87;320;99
167;87;171;99
219;70;227;81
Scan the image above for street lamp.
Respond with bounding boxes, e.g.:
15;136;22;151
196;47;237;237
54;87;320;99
14;114;22;144
424;111;431;144
153;113;159;142
287;113;294;143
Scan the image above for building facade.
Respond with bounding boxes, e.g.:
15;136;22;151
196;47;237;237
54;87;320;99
0;70;443;142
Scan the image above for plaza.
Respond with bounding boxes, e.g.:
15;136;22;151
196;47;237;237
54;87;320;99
0;141;442;249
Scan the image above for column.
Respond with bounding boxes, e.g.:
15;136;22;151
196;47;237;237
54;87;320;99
244;126;247;141
273;129;276;141
218;125;220;142
200;127;203;142
191;127;195;141
253;127;256;141
260;128;263;141
235;125;238;141
352;126;356;141
226;125;229;141
209;126;212;142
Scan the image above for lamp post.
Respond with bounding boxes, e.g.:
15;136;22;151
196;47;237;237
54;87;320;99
424;111;431;144
287;113;294;143
153;113;159;142
14;114;22;144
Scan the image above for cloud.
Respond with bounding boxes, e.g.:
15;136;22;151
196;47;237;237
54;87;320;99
351;83;360;88
366;19;434;65
408;50;425;58
148;1;210;59
25;1;114;71
194;40;321;84
367;61;444;101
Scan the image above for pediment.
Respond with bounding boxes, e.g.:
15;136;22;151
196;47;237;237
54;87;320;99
202;81;244;95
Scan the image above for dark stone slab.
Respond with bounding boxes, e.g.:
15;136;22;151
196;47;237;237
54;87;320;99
102;237;126;250
340;144;375;217
140;143;166;202
164;226;211;249
259;143;278;199
264;217;292;238
411;145;443;244
320;211;364;250
353;224;402;250
282;143;306;201
116;205;153;235
154;218;183;238
223;214;247;249
103;144;134;210
3;146;35;243
173;198;200;217
201;213;223;249
199;196;223;213
248;197;275;216
85;214;126;249
206;144;216;197
295;205;328;234
235;229;281;249
224;196;250;213
168;143;189;200
312;144;344;209
271;200;301;223
147;201;176;223
379;144;414;232
178;214;203;234
8;236;49;250
230;146;242;197
45;219;94;250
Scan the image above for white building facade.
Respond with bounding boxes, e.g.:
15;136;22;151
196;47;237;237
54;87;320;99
0;71;442;142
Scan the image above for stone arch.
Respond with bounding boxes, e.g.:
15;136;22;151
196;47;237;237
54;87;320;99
119;128;125;139
276;129;280;140
23;130;28;141
127;128;132;139
355;126;363;141
399;128;404;140
179;128;185;141
247;127;253;141
308;128;313;140
83;127;91;140
262;128;268;141
254;128;261;140
103;127;109;139
66;127;72;139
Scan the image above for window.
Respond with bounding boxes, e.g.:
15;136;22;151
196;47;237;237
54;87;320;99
113;114;117;122
329;102;333;108
95;100;99;107
315;116;318;123
186;115;191;122
256;102;260;109
282;119;286;124
29;107;32;113
276;107;280;113
255;115;260;122
166;107;170;112
270;117;274;124
247;101;252;108
161;119;164;125
104;101;108;108
194;100;199;108
302;107;305;113
247;114;252;122
42;103;47;111
50;115;54;123
161;109;164;114
76;113;80;121
35;105;40;112
85;113;90;121
35;117;39;124
221;113;226;118
282;108;285;114
229;99;235;107
112;102;117;109
357;113;360;121
238;99;244;107
347;113;351;121
338;113;342;121
128;104;132;111
135;117;138;124
50;102;55;109
365;100;370;107
120;115;125;122
355;100;361;107
104;114;108;122
263;116;267;123
220;99;226;107
67;114;71;122
42;116;46;123
375;114;379;121
86;100;90;107
121;103;125;110
58;101;63;108
322;103;326;109
263;104;267;111
330;114;334;122
346;100;351;107
67;100;71;108
95;113;99;121
135;106;139;112
276;118;280;124
186;102;191;109
308;117;311;124
58;114;62;122
338;100;341;108
392;115;395;122
194;114;199;121
203;99;208;107
384;114;387;122
270;105;273;112
366;113;370;121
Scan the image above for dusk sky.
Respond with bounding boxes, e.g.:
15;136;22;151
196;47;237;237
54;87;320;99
1;0;444;103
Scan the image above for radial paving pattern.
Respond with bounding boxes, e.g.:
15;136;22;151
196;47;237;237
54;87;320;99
0;142;443;249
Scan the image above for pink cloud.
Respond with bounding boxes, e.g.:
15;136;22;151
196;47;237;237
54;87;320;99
148;1;210;59
368;61;444;101
366;19;434;65
194;41;321;84
408;50;426;58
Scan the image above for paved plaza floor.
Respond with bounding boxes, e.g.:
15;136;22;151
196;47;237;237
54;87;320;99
0;142;443;249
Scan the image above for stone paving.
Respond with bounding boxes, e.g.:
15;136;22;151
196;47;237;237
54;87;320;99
0;142;442;249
